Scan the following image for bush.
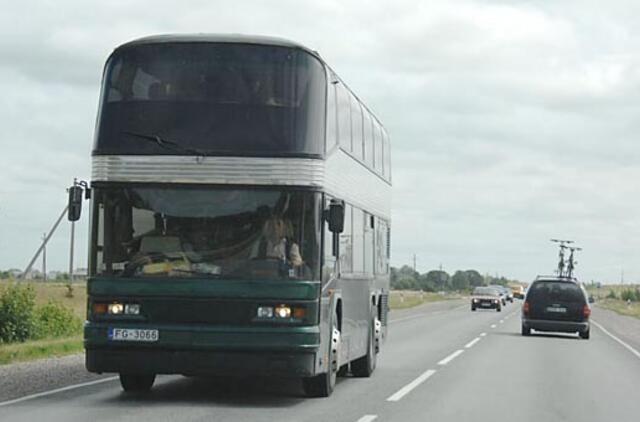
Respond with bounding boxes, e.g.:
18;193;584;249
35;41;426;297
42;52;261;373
606;290;617;300
0;284;37;343
33;301;83;339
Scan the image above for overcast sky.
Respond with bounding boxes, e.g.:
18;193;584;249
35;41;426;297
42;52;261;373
1;0;639;283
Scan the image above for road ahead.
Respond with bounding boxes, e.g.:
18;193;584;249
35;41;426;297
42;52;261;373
2;299;640;422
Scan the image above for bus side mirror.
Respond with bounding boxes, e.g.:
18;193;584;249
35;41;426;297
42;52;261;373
68;185;83;221
327;199;345;233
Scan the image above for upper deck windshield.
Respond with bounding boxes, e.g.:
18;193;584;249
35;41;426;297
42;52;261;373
89;186;321;280
94;42;326;157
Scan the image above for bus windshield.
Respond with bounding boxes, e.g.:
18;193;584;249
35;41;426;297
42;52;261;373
94;43;326;157
89;186;321;280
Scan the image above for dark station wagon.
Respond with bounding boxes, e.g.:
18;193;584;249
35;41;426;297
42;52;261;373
521;277;591;339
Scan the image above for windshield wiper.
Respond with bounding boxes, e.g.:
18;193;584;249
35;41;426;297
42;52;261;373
122;131;209;157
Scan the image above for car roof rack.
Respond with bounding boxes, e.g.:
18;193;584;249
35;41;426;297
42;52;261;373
534;275;579;283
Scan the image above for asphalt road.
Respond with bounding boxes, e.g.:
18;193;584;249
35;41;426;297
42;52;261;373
2;299;640;422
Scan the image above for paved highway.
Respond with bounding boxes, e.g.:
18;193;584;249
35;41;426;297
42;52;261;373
1;299;640;421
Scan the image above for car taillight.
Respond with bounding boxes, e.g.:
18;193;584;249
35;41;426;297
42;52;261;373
522;301;530;316
583;304;591;319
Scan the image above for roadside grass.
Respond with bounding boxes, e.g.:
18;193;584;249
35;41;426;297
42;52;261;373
597;298;640;319
0;281;87;365
389;290;460;310
0;336;83;365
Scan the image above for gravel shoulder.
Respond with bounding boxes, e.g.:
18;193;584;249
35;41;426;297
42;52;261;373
592;305;640;353
0;353;109;403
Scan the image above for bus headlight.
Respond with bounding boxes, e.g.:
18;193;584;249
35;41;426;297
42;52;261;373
274;305;292;319
108;303;124;314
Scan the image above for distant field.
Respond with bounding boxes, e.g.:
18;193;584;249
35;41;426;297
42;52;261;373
586;284;640;319
0;281;87;365
389;290;460;310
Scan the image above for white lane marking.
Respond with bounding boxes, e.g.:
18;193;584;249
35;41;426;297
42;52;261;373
499;320;504;324
355;415;378;422
490;324;496;328
438;349;464;366
465;337;481;349
0;376;118;407
386;369;437;402
592;319;640;360
480;332;487;337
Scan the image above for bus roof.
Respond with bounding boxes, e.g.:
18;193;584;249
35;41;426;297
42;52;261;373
115;34;321;60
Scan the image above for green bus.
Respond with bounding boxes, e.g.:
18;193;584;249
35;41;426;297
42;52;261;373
71;34;392;397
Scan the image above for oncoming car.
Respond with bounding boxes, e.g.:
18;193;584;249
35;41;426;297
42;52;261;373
471;287;502;312
521;277;591;339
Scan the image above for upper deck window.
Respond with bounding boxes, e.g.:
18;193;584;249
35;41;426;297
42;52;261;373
94;43;326;157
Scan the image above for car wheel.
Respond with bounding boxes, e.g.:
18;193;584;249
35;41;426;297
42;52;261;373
579;330;590;340
471;306;476;311
521;325;531;336
496;306;502;312
119;373;155;392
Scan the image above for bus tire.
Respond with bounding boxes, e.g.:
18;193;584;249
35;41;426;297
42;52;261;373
302;310;339;397
351;311;377;378
119;373;155;392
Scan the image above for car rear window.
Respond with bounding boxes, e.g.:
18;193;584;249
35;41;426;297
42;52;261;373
527;281;585;304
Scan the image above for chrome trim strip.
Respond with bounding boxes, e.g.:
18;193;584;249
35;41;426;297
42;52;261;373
92;151;392;219
92;155;325;187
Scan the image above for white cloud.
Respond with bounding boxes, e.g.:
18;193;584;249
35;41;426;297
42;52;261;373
0;0;639;282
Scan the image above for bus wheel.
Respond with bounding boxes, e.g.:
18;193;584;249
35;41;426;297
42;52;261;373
302;312;340;397
119;373;155;392
351;312;377;377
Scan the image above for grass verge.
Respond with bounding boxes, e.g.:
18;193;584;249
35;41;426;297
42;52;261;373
597;299;640;319
389;290;459;310
0;336;83;365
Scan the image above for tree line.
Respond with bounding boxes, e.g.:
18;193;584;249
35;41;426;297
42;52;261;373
391;265;519;292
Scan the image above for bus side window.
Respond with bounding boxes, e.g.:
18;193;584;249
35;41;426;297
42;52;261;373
323;197;337;284
364;212;374;276
352;207;364;274
337;83;352;153
339;204;353;274
351;96;363;160
363;112;373;167
326;76;337;153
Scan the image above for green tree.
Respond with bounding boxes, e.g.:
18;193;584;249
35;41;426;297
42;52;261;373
465;270;484;287
425;270;450;291
451;270;470;291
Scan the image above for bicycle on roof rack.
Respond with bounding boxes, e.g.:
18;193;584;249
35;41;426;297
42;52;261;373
550;239;581;279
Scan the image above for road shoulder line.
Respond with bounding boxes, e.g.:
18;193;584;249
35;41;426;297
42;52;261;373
0;376;118;407
592;319;640;360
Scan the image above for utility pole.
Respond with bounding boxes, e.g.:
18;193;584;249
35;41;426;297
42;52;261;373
69;219;75;282
413;254;417;273
42;233;47;282
21;205;69;280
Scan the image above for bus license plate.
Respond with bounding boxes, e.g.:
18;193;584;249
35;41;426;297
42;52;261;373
108;328;159;342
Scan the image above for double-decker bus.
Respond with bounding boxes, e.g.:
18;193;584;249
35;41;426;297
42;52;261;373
71;34;391;397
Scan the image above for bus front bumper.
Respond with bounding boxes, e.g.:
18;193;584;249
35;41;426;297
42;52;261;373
84;323;320;377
